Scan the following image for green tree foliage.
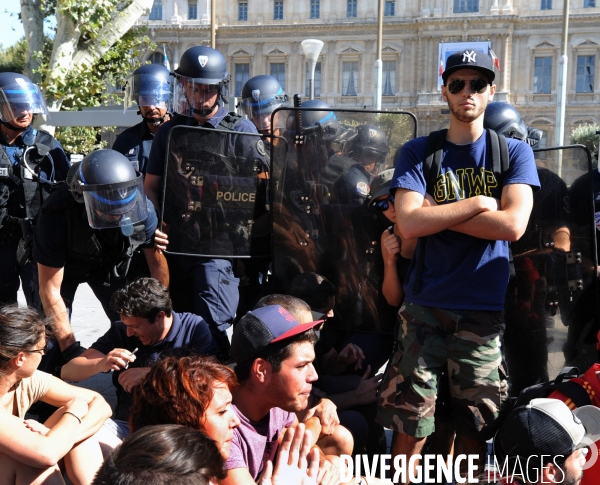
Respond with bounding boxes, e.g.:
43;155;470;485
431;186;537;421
0;40;27;73
15;0;155;154
570;123;600;165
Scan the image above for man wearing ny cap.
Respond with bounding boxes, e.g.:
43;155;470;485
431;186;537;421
222;304;339;485
377;48;540;480
492;398;600;484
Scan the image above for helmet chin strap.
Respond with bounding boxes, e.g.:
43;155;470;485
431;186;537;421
141;113;167;127
1;119;26;133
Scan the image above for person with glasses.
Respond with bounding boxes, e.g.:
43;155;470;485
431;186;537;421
0;304;112;484
376;49;540;482
61;277;219;440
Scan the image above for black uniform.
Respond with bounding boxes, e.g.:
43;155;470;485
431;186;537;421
0;125;69;305
332;163;372;206
112;121;154;174
32;183;158;321
147;106;266;354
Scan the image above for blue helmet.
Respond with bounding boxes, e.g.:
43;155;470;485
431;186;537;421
124;64;172;112
0;72;48;123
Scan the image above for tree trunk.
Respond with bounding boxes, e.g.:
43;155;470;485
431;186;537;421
20;0;45;83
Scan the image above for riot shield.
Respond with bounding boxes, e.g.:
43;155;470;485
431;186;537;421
504;145;599;395
160;125;270;258
270;107;417;334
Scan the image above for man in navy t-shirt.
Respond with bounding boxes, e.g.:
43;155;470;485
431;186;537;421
376;49;540;480
61;277;219;437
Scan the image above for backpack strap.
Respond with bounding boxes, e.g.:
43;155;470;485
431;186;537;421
413;129;446;295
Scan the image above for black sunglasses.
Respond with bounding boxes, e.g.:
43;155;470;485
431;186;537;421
447;78;490;95
24;343;49;356
373;194;395;211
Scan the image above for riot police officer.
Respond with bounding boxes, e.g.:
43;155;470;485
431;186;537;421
145;46;266;355
0;72;70;306
33;149;168;361
241;74;289;135
112;64;172;173
331;124;389;205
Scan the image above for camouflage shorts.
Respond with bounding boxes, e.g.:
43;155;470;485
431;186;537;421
376;303;509;439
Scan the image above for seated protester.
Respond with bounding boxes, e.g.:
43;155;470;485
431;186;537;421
492;398;600;484
546;332;600;485
129;355;320;485
256;292;386;454
227;305;343;485
256;293;375;456
92;424;226;485
0;305;113;484
286;275;366;377
61;277;219;438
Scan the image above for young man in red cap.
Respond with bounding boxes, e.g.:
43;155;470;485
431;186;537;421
223;304;339;485
377;48;540;481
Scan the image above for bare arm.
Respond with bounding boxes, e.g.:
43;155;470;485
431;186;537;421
61;347;136;382
449;183;534;242
143;246;169;287
37;263;74;351
380;228;404;307
144;173;162;209
42;376;112;443
394;188;498;240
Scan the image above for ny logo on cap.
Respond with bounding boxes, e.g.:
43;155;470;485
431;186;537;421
368;128;377;139
252;89;260;101
198;55;208;68
463;51;477;63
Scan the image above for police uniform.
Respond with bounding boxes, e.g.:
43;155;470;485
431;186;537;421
147;105;266;354
0;125;70;305
112;121;154;174
32;183;158;321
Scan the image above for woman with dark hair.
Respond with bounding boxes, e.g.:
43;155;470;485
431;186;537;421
131;355;320;485
0;305;112;484
93;424;226;485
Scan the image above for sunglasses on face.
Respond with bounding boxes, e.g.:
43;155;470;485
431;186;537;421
25;343;49;355
373;194;395;211
446;78;490;95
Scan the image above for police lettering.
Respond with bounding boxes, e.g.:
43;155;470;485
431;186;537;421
216;191;256;203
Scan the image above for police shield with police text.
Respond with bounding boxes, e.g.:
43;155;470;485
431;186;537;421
145;46;266;356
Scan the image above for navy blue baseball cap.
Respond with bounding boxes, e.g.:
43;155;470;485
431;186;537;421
442;49;495;84
230;305;323;364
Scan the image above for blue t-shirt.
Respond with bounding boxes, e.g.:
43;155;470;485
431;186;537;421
91;311;219;421
146;106;264;177
391;131;540;311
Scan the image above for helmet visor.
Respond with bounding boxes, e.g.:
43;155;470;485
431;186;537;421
124;74;172;111
0;79;49;122
81;174;148;230
242;94;289;130
172;76;227;116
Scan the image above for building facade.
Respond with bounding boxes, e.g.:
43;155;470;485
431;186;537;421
141;0;600;144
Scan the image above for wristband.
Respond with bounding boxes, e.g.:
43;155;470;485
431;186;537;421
63;411;82;424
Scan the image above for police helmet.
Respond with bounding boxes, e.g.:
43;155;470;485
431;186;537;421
124;64;172;111
241;75;289;131
0;72;49;123
348;124;390;172
296;100;341;142
172;46;230;117
484;102;528;141
69;149;148;232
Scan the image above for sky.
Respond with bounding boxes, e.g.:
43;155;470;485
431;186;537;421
1;0;25;47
